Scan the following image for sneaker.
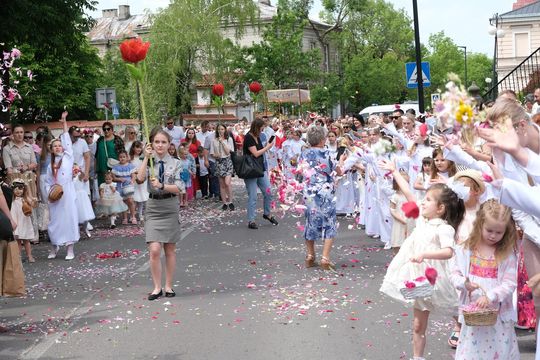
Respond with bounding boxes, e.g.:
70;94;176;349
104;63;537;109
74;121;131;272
222;204;228;210
228;203;235;211
248;222;258;229
263;214;278;226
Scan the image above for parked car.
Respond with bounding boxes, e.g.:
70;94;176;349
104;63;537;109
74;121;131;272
359;103;419;120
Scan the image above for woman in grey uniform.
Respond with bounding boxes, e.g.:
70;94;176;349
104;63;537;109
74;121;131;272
136;128;184;301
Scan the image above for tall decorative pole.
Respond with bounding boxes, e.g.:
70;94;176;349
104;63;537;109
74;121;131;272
119;37;153;176
249;81;262;119
212;83;225;122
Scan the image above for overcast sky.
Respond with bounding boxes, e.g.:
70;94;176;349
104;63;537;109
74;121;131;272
87;0;515;55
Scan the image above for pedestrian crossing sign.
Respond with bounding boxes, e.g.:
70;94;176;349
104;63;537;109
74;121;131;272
406;62;431;89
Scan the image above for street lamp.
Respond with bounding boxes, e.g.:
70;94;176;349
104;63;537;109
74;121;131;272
458;46;467;88
488;14;506;99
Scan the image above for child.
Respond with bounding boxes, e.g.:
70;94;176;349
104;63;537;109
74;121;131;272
450;200;519;360
73;164;95;238
430;148;456;184
95;171;128;228
413;157;433;199
111;150;137;224
130;141;148;223
10;180;35;262
379;159;465;360
177;146;194;207
195;146;210;199
389;172;415;255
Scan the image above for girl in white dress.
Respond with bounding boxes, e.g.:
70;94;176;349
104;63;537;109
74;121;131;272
95;172;129;228
389;172;415;255
413;157;433;200
379;160;465;360
450;200;519;360
73;164;95;237
46;112;80;261
129;141;148;222
10;180;35;262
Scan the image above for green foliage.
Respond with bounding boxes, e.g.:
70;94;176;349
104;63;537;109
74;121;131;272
144;0;257;125
467;53;493;92
310;73;342;114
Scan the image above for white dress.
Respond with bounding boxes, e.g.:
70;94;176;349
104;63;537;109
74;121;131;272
46;133;80;246
10;197;35;240
131;158;149;202
74;177;95;223
380;218;459;313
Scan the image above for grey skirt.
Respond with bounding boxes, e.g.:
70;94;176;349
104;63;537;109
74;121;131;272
145;196;181;243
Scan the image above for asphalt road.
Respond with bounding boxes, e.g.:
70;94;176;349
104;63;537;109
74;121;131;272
0;184;536;359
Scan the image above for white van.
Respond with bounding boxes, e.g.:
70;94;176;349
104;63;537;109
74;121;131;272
359;103;419;120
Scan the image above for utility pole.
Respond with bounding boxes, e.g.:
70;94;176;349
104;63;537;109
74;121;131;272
412;0;424;113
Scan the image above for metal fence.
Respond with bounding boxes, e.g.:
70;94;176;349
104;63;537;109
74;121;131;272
483;47;540;100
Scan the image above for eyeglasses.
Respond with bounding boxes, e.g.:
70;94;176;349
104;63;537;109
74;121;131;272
129;132;136;135
343;126;350;129
167;122;173;125
24;136;33;139
103;127;112;131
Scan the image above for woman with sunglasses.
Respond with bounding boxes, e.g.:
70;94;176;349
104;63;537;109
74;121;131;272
95;122;125;186
123;126;138;153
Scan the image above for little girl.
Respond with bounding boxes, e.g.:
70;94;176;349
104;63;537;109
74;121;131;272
95;171;128;228
450;200;519;359
389;172;415;255
177;146;194;207
10;180;35;262
413;157;433;199
130;141;148;223
111;150;137;224
379;159;465;360
73;164;95;237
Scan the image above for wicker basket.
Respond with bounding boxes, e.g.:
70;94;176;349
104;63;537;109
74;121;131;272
400;281;433;300
461;287;498;326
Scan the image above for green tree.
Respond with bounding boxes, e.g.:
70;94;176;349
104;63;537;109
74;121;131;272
144;0;257;124
467;53;493;93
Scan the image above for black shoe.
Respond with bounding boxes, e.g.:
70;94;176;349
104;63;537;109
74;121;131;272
110;224;116;229
263;214;279;226
248;221;258;229
148;289;163;301
165;289;176;298
222;204;228;210
228;203;235;211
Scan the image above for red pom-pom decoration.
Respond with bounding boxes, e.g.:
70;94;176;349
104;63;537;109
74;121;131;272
401;201;420;219
425;267;438;285
249;81;262;94
419;123;428;137
212;83;225;97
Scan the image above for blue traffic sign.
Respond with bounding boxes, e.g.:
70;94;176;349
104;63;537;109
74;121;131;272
112;103;120;119
406;62;431;89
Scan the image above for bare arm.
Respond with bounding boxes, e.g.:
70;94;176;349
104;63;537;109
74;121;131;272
379;159;416;202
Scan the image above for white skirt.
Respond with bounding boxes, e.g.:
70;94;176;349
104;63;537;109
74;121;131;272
74;178;95;223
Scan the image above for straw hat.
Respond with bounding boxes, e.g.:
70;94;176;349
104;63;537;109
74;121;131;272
453;169;486;195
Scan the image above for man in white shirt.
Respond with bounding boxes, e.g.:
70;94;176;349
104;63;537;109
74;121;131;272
196;121;219;199
69;125;90;184
163;116;185;148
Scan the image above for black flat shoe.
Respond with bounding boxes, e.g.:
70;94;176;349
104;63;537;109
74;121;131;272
263;214;278;226
165;289;176;297
148;290;163;301
248;221;258;229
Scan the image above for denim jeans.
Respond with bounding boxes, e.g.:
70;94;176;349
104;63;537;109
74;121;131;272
244;172;272;222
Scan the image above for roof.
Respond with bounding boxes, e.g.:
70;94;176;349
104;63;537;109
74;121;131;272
86;14;152;44
257;1;330;27
182;114;238;122
25;119;140;132
500;1;540;18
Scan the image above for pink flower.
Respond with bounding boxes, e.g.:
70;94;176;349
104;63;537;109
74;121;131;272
404;281;416;289
425;267;438;285
401;201;420;219
482;173;493;183
414;276;426;282
10;48;21;59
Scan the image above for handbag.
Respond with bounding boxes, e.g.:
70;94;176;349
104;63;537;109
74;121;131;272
231;152;264;179
0;240;26;297
103;139;119;168
0;210;14;241
122;184;135;197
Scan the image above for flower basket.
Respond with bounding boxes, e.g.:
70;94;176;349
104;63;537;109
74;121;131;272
399;277;434;300
461;288;498;326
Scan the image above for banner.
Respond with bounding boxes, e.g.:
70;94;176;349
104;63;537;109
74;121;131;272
266;89;311;104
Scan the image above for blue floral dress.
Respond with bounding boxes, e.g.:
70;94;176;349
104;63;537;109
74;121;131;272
300;147;337;241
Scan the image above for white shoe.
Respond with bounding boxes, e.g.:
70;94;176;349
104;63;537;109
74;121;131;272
85;229;91;238
383;243;392;250
65;245;75;261
372;234;380;239
86;222;93;231
47;246;59;259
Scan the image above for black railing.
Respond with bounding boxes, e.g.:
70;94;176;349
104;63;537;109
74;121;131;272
483;47;540;100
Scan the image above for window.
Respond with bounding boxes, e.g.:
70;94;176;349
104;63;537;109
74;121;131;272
514;32;530;57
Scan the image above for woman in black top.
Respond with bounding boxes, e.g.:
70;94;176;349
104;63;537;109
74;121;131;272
242;118;278;229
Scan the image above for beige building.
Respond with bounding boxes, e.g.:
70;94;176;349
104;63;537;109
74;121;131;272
86;1;336;122
493;0;540;93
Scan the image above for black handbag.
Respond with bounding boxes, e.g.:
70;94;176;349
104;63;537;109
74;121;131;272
231;153;264;179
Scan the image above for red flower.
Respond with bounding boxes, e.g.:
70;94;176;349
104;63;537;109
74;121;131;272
401;201;420;219
212;83;225;97
404;281;416;288
425;267;438;285
249;81;262;94
414;276;426;282
119;38;150;64
482;173;493;183
419;123;428;137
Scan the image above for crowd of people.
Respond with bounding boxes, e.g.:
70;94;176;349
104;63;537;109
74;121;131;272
1;87;540;358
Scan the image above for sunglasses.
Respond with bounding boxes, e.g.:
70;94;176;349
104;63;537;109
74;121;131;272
343;126;350;128
24;136;33;139
389;116;399;119
167;122;173;125
103;127;112;131
129;132;136;135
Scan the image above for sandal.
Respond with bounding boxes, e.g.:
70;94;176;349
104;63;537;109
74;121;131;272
305;254;316;268
448;330;459;348
320;256;335;271
122;219;128;225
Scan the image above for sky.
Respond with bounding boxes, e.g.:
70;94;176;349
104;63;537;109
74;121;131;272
87;0;514;55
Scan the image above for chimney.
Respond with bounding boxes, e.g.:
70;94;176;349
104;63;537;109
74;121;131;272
513;0;536;10
118;5;131;20
102;8;118;18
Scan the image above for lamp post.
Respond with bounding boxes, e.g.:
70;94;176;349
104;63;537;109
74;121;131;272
458;46;468;88
488;14;506;100
412;0;425;113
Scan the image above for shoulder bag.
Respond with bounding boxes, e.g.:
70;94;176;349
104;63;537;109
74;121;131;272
231;152;264;179
103;138;119;168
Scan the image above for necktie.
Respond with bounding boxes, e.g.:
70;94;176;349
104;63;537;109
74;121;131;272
158;160;165;185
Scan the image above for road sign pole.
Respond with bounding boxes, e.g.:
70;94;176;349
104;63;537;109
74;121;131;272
412;0;424;114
